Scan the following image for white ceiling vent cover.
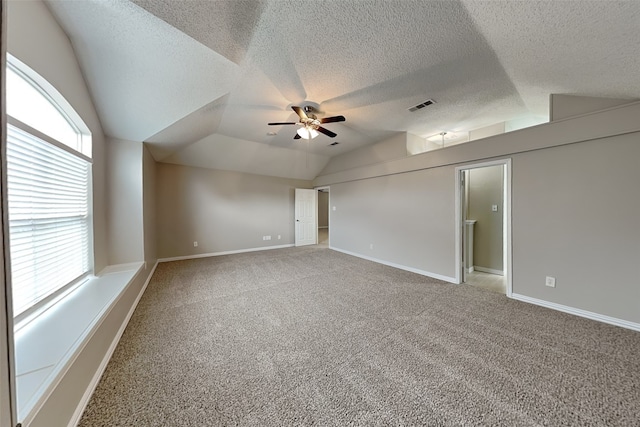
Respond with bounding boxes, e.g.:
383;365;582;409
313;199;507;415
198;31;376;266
408;99;436;112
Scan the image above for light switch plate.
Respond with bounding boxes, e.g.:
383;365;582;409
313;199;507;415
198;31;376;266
545;276;556;287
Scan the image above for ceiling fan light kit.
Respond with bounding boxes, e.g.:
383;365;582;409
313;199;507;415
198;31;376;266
268;105;346;140
297;127;319;139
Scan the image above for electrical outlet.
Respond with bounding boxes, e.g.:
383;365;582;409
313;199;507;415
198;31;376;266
266;235;271;241
369;243;374;250
545;276;556;288
492;204;498;212
277;235;281;240
193;241;198;247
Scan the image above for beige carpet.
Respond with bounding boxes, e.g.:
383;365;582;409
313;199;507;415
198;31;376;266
79;247;640;426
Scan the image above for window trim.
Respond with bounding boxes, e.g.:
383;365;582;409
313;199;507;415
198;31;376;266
7;60;82;136
7;54;92;158
6;56;95;324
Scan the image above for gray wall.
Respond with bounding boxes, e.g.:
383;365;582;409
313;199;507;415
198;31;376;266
143;145;157;267
315;100;640;325
550;94;634;121
156;163;312;259
468;166;503;272
107;139;144;264
318;191;329;228
511;132;639;322
331;166;455;280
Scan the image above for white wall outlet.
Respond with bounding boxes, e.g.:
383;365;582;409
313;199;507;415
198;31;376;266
545;276;556;288
277;235;281;240
266;235;271;241
369;243;374;250
492;204;498;212
332;206;336;211
193;241;198;247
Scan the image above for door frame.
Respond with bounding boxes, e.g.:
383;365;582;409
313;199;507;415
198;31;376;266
454;158;512;297
315;186;330;247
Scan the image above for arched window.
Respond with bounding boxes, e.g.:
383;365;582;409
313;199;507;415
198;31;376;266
6;54;93;320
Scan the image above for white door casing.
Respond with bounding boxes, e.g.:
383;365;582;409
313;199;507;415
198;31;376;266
454;159;512;297
295;188;317;246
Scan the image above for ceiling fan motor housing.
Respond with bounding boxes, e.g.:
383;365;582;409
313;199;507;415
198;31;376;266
267;104;344;139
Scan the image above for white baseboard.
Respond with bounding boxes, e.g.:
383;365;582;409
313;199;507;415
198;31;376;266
510;293;640;332
68;261;158;427
473;266;504;276
330;246;456;284
158;244;294;263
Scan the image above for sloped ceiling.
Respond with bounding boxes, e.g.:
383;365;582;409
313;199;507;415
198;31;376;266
45;0;640;180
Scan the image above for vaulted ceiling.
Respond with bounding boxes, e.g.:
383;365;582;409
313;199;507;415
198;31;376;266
45;0;640;180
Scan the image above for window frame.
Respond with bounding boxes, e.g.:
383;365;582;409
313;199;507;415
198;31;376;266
6;54;92;157
5;55;94;327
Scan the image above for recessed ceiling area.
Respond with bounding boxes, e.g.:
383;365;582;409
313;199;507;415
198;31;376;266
45;0;640;180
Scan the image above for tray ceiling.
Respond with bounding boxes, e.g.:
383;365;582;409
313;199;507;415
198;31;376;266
45;0;640;179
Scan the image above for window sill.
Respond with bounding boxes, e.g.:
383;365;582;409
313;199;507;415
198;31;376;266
13;262;143;422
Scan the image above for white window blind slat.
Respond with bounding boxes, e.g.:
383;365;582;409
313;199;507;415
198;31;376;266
8;143;86;169
7;125;91;317
9;150;86;170
10;236;89;265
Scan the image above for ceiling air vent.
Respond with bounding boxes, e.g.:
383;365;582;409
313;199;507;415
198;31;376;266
408;99;435;112
329;142;340;146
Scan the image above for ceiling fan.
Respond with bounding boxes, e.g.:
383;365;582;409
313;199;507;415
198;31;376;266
268;106;346;139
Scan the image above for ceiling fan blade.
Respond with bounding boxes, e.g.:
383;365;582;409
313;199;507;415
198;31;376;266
320;115;346;124
294;133;302;140
268;122;297;126
291;106;308;121
316;126;337;138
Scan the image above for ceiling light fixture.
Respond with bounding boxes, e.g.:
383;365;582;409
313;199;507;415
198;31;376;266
296;126;319;139
268;105;344;140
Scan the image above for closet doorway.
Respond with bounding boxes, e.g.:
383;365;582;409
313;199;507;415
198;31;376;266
456;160;512;296
316;187;330;247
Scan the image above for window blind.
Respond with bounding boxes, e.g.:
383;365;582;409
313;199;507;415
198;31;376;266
7;125;90;317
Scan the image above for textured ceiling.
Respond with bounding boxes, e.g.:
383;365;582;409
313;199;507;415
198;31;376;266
45;0;640;180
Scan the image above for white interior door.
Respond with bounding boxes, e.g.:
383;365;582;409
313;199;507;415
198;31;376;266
295;188;317;246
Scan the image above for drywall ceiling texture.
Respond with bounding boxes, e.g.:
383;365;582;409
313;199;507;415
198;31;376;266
462;1;640;115
45;0;640;180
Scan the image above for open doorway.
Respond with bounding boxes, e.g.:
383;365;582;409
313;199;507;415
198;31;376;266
316;187;330;247
455;159;512;296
